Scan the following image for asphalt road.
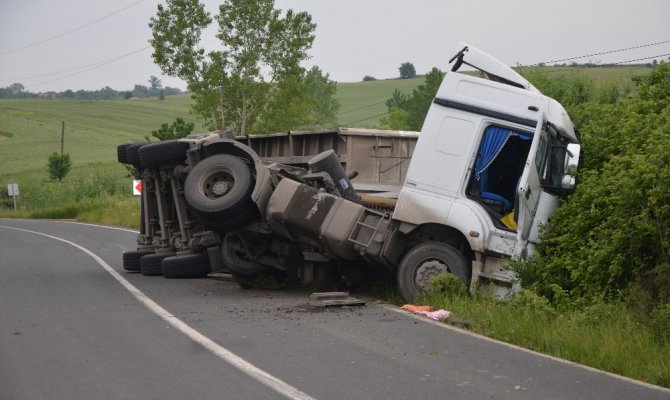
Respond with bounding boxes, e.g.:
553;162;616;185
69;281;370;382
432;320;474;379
1;219;668;400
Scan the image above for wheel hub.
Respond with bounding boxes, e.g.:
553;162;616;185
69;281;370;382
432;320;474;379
415;259;450;291
211;180;232;196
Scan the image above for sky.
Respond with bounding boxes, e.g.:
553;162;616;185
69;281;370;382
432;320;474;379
1;0;669;93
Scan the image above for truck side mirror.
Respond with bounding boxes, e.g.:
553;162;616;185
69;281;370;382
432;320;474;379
564;143;580;175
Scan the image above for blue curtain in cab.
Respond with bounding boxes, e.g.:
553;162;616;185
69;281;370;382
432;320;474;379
475;126;532;190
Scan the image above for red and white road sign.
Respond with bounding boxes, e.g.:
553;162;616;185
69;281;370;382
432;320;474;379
133;180;142;196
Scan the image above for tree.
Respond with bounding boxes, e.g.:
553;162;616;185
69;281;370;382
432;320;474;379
399;62;416;79
151;117;195;141
305;66;340;126
363;75;376;81
47;153;72;181
149;75;162;90
149;0;316;135
382;68;444;130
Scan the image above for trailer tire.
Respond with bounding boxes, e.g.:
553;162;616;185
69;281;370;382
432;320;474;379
125;143;146;167
184;154;254;222
221;233;267;276
207;203;259;232
117;143;134;164
140;252;175;276
139;140;189;168
123;250;153;272
397;242;470;302
162;252;211;279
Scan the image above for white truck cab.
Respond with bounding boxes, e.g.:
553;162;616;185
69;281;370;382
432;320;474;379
393;43;580;297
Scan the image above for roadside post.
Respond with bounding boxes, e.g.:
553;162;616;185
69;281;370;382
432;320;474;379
133;179;142;196
7;183;18;211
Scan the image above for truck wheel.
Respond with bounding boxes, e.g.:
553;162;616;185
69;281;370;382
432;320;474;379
139;140;189;168
184;154;254;222
221;233;268;276
117;143;133;164
207;203;259;232
125;143;146;168
397;242;470;302
140;252;175;276
123;250;153;272
162;252;211;279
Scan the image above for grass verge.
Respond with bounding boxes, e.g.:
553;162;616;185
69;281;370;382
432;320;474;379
416;276;670;388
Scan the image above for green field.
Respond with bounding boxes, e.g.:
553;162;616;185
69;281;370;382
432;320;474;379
335;77;423;128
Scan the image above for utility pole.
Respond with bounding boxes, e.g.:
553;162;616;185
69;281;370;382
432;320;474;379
60;121;65;156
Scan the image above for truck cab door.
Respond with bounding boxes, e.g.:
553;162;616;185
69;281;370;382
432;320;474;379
516;114;548;243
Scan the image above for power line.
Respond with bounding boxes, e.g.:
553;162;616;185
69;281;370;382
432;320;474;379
25;46;150;89
611;53;670;65
0;50;151;83
343;112;389;126
0;0;146;56
534;39;670;66
337;100;387;116
519;52;670;75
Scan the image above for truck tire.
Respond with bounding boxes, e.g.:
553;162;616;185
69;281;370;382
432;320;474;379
162;252;211;279
207;203;259;232
123;250;153;272
397;242;470;302
140;252;175;276
125;143;146;167
184;154;254;222
117;143;133;164
221;233;268;276
139;140;189;168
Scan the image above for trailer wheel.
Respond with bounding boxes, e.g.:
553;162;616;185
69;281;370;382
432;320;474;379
117;143;134;164
162;252;211;279
397;242;470;302
125;143;146;168
123;250;153;272
140;252;175;276
184;154;254;222
139;140;189;168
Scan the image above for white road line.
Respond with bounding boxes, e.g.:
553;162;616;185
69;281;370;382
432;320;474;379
1;225;316;400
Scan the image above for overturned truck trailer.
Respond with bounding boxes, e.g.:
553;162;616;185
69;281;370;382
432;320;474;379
117;43;581;301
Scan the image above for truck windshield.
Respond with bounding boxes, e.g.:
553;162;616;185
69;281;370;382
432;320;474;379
543;124;574;195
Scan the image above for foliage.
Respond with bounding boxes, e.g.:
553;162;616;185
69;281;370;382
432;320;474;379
362;75;376;81
47;152;72;181
515;63;670;321
399;62;416;79
428;274;468;301
149;0;316;135
305;66;340;127
381;68;444;130
151;117;195;140
0;80;181;100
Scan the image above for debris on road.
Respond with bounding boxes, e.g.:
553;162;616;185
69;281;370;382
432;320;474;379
309;292;366;308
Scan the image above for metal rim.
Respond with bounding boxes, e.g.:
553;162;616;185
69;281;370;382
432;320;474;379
198;167;236;199
414;257;451;292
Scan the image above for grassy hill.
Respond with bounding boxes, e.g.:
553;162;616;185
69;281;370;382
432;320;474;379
335;77;423;128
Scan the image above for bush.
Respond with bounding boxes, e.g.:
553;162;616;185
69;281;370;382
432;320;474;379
47;152;72;181
362;75;376;81
521;62;670;317
428;274;468;300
